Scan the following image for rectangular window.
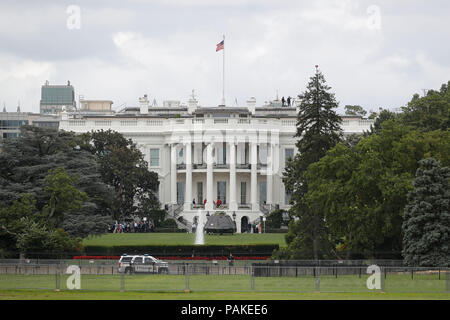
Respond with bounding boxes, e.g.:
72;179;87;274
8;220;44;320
150;148;160;167
285;148;294;165
216;143;226;165
217;181;227;204
197;182;203;204
177;182;185;205
177;148;184;165
258;144;267;165
259;181;267;204
240;182;247;204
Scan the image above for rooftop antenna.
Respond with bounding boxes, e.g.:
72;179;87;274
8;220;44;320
17;100;20;113
2;102;6;113
276;89;279;101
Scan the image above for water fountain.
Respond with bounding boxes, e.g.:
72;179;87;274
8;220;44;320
194;209;205;245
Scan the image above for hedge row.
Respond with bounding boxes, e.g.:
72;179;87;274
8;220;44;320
83;244;279;257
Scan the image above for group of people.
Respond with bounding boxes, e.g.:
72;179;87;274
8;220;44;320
192;198;224;208
109;219;155;233
281;96;293;107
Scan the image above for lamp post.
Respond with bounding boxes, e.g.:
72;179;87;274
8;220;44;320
263;217;266;234
259;214;263;234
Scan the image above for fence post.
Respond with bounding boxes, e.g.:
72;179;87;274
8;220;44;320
411;268;414;280
315;271;320;293
446;268;449;293
55;265;60;292
250;267;255;291
185;264;190;293
120;271;125;292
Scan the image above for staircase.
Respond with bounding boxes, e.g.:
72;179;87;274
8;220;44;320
167;204;192;231
259;203;272;216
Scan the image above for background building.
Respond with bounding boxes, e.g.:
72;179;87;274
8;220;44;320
40;80;76;114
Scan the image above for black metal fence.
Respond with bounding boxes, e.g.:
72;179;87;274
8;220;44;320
0;260;448;294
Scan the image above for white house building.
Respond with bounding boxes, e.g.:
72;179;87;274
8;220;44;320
59;93;374;233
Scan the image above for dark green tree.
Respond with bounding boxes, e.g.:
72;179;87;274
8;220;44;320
400;81;450;131
344;105;367;117
0;126;114;238
42;167;88;225
282;67;343;259
301;121;449;259
368;109;398;134
402;158;450;266
80;130;160;220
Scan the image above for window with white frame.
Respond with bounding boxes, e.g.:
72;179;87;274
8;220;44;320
149;148;160;167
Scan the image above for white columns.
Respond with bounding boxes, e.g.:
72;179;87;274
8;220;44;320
206;143;214;211
229;142;237;211
267;143;273;205
170;144;177;205
250;141;258;211
184;142;192;210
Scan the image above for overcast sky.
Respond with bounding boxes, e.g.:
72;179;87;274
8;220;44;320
0;0;449;114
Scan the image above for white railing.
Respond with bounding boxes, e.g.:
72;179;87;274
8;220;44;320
61;117;374;134
281;120;296;126
214;119;228;124
95;120;111;126
120;120;137;126
68;120;85;126
146;120;163;126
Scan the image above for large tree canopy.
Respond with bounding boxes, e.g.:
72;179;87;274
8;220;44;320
303;121;449;258
0;126;114;254
400;81;450;131
79;129;160;220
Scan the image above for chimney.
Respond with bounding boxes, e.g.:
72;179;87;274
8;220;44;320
139;94;149;114
188;89;198;114
247;97;256;114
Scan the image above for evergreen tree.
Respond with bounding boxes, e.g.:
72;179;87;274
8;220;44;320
402;158;450;266
282;67;343;259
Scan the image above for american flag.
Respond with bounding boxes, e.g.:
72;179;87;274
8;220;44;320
216;40;224;52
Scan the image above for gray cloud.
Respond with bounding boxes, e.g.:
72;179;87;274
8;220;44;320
0;0;448;113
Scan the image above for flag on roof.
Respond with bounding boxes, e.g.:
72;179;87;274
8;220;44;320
216;40;224;52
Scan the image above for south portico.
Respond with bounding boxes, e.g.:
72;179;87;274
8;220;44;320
166;130;280;231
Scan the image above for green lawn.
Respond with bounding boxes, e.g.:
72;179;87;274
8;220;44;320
83;233;287;247
0;273;448;299
1;290;448;300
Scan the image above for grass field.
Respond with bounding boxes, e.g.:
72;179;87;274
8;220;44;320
0;273;448;299
1;290;448;300
83;233;288;247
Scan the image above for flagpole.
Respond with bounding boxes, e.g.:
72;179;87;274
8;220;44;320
222;34;225;106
